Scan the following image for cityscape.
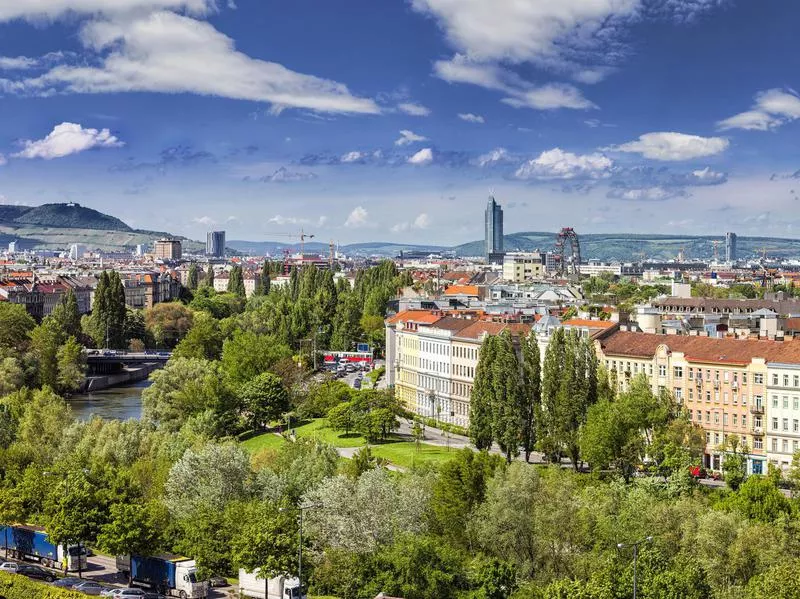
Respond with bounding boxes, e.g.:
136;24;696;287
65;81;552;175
2;2;800;599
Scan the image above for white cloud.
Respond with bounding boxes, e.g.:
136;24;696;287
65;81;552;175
0;0;215;21
475;147;511;168
0;56;38;70
340;151;366;163
193;215;215;226
502;83;596;110
392;212;430;233
0;154;6;166
395;129;428;146
458;112;485;123
261;166;316;183
344;206;369;228
407;148;433;165
609;132;729;161
691;166;726;183
717;89;800;131
607;186;686;201
398;102;431;116
435;55;596;111
10;11;379;115
515;148;613;180
14;122;123;159
267;214;327;227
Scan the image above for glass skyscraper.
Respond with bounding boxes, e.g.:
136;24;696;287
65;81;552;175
485;195;504;257
206;230;226;257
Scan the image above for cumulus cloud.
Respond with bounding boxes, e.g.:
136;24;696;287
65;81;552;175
0;154;6;166
268;214;326;226
260;166;317;183
340;151;366;163
14;122;123;159
193;215;215;226
344;206;369;228
398;102;431;116
689;166;726;183
5;11;379;115
717;88;800;131
392;212;431;233
458;112;485;123
502;83;596;110
515;148;613;180
395;130;428;146
0;0;216;21
608;132;729;161
407;148;433;165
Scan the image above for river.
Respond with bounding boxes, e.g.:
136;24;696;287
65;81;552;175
69;380;149;421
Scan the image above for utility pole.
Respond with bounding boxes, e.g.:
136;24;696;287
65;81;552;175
279;503;322;598
617;536;652;599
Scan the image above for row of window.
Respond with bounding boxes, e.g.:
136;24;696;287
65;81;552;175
772;373;800;388
771;395;800;410
771;438;800;454
694;410;748;428
705;432;750;448
771;417;800;433
452;381;472;399
680;387;755;406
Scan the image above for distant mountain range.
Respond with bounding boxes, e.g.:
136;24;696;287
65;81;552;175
3;203;800;262
231;232;800;262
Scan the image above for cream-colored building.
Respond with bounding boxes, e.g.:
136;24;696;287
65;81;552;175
502;252;543;282
765;363;800;470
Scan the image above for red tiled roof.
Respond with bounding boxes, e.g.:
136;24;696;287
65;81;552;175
562;318;616;329
386;310;443;326
598;330;800;365
445;285;479;296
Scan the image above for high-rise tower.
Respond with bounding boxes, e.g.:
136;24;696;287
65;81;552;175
725;232;737;263
485;195;504;258
206;231;226;258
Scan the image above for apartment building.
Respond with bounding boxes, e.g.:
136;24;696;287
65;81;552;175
502;252;544;282
765;363;800;470
596;330;800;474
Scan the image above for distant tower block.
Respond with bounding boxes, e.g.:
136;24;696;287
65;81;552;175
725;232;737;263
484;195;504;258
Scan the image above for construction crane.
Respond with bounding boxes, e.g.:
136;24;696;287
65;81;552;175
710;240;722;263
757;247;779;262
265;228;316;255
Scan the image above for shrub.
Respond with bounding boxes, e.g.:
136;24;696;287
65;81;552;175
0;572;85;599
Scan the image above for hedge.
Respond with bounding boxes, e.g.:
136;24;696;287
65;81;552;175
0;571;84;599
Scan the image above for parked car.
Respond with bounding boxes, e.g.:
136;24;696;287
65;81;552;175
101;589;147;598
73;580;110;596
345;363;356;373
17;564;57;582
52;576;83;588
0;561;20;573
208;575;228;587
353;379;362;390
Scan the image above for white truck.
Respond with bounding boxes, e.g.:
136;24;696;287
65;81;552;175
238;568;305;599
129;554;208;598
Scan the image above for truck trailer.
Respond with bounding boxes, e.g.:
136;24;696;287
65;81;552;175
130;554;208;598
238;568;304;599
0;524;87;571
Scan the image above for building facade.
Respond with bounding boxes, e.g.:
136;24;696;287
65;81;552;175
206;231;226;258
726;232;738;263
484;195;503;258
765;363;800;470
502;252;543;282
154;238;182;261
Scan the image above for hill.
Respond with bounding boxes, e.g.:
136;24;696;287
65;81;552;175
5;203;132;232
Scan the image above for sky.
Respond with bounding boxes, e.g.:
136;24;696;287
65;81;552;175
0;0;800;246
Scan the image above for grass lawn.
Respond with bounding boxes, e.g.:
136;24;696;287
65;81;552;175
241;418;458;469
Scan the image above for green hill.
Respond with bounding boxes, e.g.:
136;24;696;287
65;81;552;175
8;203;132;232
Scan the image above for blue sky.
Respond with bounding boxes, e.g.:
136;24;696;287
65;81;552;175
0;0;799;246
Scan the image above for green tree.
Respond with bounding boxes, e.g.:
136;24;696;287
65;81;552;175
491;332;524;463
173;312;224;360
45;472;104;570
0;356;24;396
56;336;86;395
721;474;792;523
205;265;215;288
328;402;356;436
144;302;194;349
97;502;162;568
470;336;497;451
28;318;64;389
472;558;517;599
721;434;749;491
0;302;35;350
221;331;292;387
228;264;246;298
520;334;541;462
231;501;299;580
187;263;199;290
50;290;82;339
238;372;290;430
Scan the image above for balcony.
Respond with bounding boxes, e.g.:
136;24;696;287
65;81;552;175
732;381;739;390
752;426;764;435
749;404;764;415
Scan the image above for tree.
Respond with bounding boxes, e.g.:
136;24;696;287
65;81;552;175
520;334;541;462
470;336;497;451
299;380;353;419
0;302;35;350
221;331;292;386
56;336;86;395
0;356;24;396
228;264;246;298
253;261;271;296
89;271;127;348
173;312;224;361
45;472;104;570
205;265;215;288
721;434;749;491
721;474;792;523
28;318;64;389
97;502;162;568
164;443;253;520
16;388;73;463
472;558;517;599
187;263;199;290
257;438;340;504
344;445;387;479
328;402;355;436
491;333;524;463
144;303;194;349
231;500;299;580
238;372;290;430
50;290;82;339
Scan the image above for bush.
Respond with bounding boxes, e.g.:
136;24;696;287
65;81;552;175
0;572;85;598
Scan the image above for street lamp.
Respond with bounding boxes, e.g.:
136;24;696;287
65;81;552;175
617;536;652;599
279;503;323;597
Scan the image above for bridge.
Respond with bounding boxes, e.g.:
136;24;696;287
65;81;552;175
85;351;172;374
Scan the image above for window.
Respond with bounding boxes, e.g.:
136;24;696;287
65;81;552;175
773;417;779;430
743;414;747;427
659;365;666;377
674;388;683;400
773;374;780;386
743;373;748;384
795;440;799;452
705;432;711;444
755;373;764;385
714;433;720;445
696;411;702;422
714;391;719;403
689;388;694;400
714;412;719;424
785;375;791;387
706;391;711;402
773;395;779;408
723;413;728;426
754;438;763;450
688;368;694;380
715;370;720;382
648;364;653;376
794;419;799;433
733;414;738;426
795;375;799;388
783;439;789;453
795;397;799;410
785;396;790;409
772;438;779;452
723;392;728;404
783;418;789;432
733;392;738;404
674;366;683;378
706;411;711;423
724;371;730;382
706;370;711;381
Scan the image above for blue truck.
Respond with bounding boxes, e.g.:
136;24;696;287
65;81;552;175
0;524;87;571
129;554;207;598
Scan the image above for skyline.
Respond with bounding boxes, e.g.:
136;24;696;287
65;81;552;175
0;1;799;245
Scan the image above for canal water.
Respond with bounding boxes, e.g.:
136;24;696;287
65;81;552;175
69;380;149;421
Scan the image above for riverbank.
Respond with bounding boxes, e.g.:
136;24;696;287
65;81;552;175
70;379;150;421
82;363;159;393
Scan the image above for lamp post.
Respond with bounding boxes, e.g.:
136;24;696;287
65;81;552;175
617;536;652;599
279;503;322;597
